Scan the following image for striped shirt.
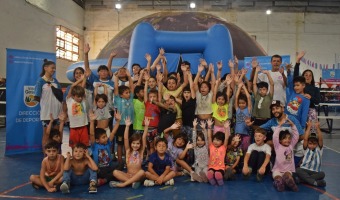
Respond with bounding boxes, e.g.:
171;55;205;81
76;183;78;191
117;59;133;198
300;147;323;172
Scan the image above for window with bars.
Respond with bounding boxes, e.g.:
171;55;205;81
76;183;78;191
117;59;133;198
56;26;79;62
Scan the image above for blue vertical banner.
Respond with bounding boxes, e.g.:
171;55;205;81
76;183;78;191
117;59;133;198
6;49;56;155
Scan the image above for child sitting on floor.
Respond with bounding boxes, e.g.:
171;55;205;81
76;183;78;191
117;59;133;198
29;141;64;192
224;134;242;180
60;143;98;194
144;138;176;186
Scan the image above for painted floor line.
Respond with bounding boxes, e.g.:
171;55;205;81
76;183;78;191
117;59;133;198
182;179;191;182
0;182;31;195
303;184;340;200
126;194;143;200
0;194;82;200
159;186;172;190
324;145;340;154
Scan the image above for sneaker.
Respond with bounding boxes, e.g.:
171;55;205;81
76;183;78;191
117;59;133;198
199;171;208;183
273;178;285;192
165;179;175;186
182;169;191;176
207;170;216;186
109;181;121;188
191;172;203;182
88;181;97;193
256;172;264;182
316;180;326;187
282;174;298;192
60;181;70;194
215;172;224;186
97;178;107;187
132;182;141;189
243;167;252;180
224;168;233;180
143;179;155;187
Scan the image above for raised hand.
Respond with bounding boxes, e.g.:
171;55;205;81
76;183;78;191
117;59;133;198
186;142;193;149
84;43;90;54
159;48;165;56
296;51;306;62
234;55;239;65
244;117;254;126
228;59;234;69
224;120;231;129
198;65;205;73
88;110;97;121
279;67;285;74
170;122;181;130
193;118;198;127
58;112;67;121
125;116;132;126
115;110;121;121
110;50;117;58
199;58;207;67
207;118;214;127
251;57;259;68
199;120;206;130
145;53;151;62
217;60;223;70
49;113;54;122
144;117;150;127
225;74;232;85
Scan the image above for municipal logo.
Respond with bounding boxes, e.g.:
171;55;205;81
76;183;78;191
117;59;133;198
24;86;38;107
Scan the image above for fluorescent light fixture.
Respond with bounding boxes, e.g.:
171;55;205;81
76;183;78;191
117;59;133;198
190;2;196;9
266;9;272;15
115;3;122;9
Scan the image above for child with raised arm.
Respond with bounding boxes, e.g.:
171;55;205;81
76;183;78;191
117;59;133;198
235;81;252;153
66;75;89;148
44;113;66;154
110;117;149;188
224;134;242;180
93;84;111;137
60;143;98;194
192;118;209;182
30;141;64;192
296;121;326;187
272;119;299;192
89;111;121;186
212;78;230;133
242;128;271;182
113;70;134;168
206;119;230;186
144;138;176;186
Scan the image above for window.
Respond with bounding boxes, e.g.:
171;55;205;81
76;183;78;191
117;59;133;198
56;26;79;62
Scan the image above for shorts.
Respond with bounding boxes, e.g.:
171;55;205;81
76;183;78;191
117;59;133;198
116;124;133;145
272;171;292;179
69;126;89;148
45;175;55;182
213;125;225;134
42;119;60;128
147;128;158;143
208;168;225;176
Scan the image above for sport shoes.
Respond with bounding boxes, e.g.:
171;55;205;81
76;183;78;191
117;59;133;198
97;178;107;187
316;180;326;187
143;179;155;187
224;168;233;180
132;182;141;189
109;181;121;188
207;170;216;185
88;181;97;193
256;172;264;182
282;173;298;192
199;171;209;183
165;179;174;186
60;181;70;194
191;172;203;182
243;167;252;180
273;178;285;192
215;172;224;186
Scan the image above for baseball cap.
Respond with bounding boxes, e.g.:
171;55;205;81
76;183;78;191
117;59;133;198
270;100;285;109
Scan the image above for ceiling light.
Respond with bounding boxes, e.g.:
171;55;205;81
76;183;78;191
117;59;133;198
190;2;196;9
115;3;122;9
266;9;272;15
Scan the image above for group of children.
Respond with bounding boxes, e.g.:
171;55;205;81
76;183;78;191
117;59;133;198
30;46;326;194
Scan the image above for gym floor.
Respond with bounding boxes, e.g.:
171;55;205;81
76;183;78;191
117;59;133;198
0;122;339;200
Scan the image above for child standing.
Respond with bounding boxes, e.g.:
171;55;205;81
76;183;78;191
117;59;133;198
144;138;176;186
110;117;148;188
66;75;89;148
93;85;111;137
206;119;230;186
272;119;299;192
60;143;98;194
224;134;242;180
296;121;326;187
242;128;271;181
89;111;121;186
192;119;209;182
133;85;145;134
30;141;64;192
212;78;229;133
113;70;134;168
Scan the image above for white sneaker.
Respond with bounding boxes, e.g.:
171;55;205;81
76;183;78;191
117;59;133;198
143;179;155;187
60;181;70;194
165;179;174;186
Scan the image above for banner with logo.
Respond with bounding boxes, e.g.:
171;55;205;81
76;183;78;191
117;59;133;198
6;49;56;155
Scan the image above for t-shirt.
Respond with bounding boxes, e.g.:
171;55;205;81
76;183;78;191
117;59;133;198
195;91;213;115
114;93;134;125
148;152;172;176
235;107;250;135
225;147;243;167
300;147;323;172
208;144;226;170
34;78;62;121
157;108;176;134
212;102;229;122
285;92;310;129
166;136;183;167
133;99;145;131
66;97;88;128
93;106;111;120
91;140;112;168
93;79;114;109
192;130;209;168
144;101;160;128
258;71;286;105
247;143;271;155
181;98;196;127
272;126;299;173
253;93;272;119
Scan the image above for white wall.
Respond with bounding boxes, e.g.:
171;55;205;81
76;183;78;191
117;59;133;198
84;9;340;83
0;0;84;83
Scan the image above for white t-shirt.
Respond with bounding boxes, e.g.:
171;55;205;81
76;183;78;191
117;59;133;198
247;143;272;155
258;71;286;105
66;97;88;128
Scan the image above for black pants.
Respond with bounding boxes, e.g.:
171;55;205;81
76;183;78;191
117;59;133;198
248;150;270;174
